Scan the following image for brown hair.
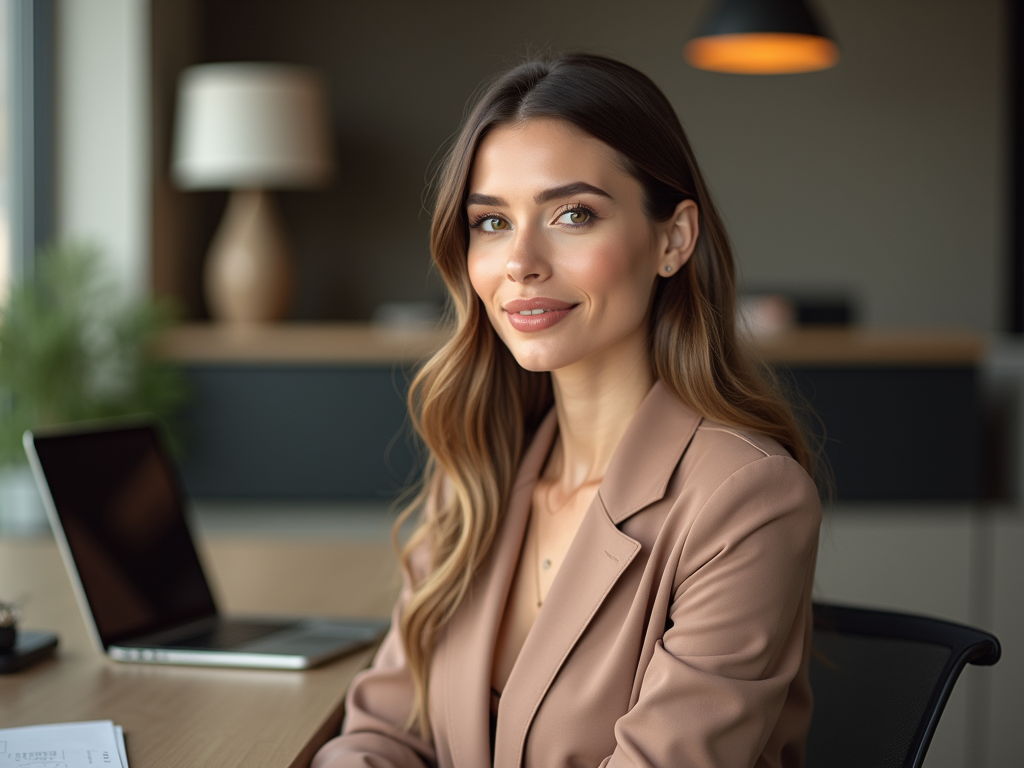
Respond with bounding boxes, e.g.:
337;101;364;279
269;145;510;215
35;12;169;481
394;53;814;737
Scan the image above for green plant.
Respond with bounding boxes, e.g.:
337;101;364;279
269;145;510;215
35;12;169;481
0;243;187;464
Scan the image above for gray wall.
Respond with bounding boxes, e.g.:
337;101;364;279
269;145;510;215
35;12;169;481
154;0;1006;329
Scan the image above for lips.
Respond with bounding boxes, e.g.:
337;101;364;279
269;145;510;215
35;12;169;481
502;297;578;333
503;297;577;314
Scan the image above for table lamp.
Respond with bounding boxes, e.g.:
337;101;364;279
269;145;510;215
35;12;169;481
173;63;334;322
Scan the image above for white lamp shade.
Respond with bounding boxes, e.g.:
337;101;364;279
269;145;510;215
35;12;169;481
173;63;334;189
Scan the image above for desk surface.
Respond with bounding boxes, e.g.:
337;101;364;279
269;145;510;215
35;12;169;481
0;535;399;768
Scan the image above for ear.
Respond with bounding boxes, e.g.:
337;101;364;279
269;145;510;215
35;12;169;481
657;199;699;278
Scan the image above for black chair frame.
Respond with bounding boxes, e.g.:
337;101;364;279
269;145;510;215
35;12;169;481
810;602;1001;768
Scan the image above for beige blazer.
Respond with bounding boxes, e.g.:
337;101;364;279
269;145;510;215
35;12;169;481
313;380;822;768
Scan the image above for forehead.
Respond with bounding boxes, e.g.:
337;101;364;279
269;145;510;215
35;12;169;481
467;118;632;196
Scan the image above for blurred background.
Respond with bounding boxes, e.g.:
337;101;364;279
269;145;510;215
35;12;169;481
1;0;1022;765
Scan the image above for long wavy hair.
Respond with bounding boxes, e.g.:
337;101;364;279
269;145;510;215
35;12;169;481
393;53;815;738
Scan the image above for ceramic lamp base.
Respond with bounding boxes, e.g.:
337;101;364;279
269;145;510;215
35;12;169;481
204;188;293;322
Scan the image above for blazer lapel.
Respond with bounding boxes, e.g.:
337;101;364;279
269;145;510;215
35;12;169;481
494;381;703;768
440;410;559;768
598;380;703;525
493;493;640;768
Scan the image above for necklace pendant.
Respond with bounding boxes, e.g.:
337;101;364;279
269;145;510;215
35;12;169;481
542;558;551;570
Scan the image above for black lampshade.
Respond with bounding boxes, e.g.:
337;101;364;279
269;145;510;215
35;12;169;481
685;0;840;74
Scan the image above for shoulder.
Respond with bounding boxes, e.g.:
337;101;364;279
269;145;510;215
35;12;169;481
623;404;821;551
599;381;819;543
664;419;821;558
692;419;791;462
674;416;817;503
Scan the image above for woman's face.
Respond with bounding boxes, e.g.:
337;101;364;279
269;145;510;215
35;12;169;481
466;118;697;374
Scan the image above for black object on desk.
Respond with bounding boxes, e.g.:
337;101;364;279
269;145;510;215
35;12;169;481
0;630;59;674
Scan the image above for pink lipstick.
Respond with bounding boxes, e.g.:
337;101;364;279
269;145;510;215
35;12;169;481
503;298;577;333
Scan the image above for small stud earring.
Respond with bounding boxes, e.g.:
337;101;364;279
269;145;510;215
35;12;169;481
664;265;673;273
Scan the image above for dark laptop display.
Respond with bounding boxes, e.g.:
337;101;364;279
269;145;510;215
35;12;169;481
26;420;388;669
30;425;217;647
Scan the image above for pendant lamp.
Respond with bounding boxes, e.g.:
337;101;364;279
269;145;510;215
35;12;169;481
685;0;840;75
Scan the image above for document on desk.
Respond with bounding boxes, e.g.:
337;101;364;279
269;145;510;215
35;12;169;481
0;720;128;768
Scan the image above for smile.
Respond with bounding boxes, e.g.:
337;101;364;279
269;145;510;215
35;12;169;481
504;304;577;332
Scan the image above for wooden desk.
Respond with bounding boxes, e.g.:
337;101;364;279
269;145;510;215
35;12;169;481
0;535;400;768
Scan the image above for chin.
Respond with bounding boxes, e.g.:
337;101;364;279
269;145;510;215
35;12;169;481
489;320;584;372
504;343;578;373
512;357;555;373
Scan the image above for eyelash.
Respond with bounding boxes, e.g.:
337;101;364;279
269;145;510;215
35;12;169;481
553;202;599;229
468;202;600;232
468;212;506;231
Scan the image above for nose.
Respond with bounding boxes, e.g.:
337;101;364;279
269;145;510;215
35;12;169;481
504;226;551;284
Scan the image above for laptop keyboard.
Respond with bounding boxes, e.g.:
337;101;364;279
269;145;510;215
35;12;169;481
172;621;293;650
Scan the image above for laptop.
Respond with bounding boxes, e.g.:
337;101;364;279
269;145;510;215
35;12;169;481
23;420;388;670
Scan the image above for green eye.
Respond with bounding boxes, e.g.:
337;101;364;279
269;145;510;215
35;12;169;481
556;208;593;227
480;217;509;232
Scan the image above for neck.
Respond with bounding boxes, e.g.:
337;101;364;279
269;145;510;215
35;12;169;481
546;327;655;488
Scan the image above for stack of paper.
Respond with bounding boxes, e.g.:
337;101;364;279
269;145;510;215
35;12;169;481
0;721;128;768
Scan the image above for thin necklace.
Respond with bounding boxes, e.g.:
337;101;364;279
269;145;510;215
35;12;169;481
542;476;601;517
533;511;546;608
533;477;602;608
543;480;577;517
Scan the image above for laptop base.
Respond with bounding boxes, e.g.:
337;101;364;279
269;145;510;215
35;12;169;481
108;616;387;670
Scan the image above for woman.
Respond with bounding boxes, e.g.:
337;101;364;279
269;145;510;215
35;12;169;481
313;54;821;768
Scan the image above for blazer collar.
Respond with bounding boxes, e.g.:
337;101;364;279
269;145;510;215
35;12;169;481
493;381;702;768
441;409;559;768
441;380;702;768
598;379;703;524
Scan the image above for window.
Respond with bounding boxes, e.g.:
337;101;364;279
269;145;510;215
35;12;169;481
0;0;10;296
3;0;54;295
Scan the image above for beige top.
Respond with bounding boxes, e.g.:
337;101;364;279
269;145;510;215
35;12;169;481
312;381;822;768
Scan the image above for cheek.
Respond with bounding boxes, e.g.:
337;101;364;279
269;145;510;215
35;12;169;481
467;248;491;301
574;233;656;311
467;248;503;322
582;244;639;286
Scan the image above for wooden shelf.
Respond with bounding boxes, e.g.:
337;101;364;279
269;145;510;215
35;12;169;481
156;323;987;367
754;328;986;366
156;322;448;365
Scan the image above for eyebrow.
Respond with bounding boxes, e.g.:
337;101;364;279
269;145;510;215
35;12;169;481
465;181;613;208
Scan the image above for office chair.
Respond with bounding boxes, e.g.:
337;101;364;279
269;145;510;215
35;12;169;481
805;602;1001;768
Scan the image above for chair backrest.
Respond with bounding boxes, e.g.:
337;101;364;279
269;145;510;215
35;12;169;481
805;602;1000;768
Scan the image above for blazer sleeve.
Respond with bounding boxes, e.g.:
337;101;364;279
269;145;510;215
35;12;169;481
602;454;821;768
311;580;437;768
311;507;440;768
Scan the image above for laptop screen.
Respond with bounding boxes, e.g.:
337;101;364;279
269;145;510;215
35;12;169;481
30;424;217;647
